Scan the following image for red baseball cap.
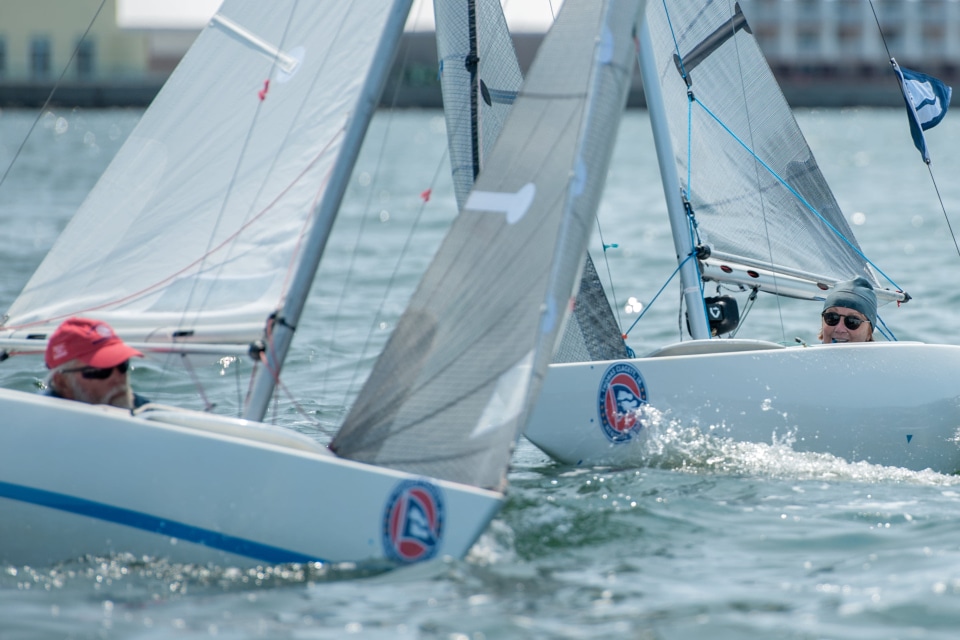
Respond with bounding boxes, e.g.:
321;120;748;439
45;317;143;370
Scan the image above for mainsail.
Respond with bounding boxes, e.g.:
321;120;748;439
333;0;645;489
434;0;628;364
1;1;406;346
645;0;886;298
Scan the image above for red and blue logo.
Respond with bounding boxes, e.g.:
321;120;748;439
597;362;647;443
382;479;444;563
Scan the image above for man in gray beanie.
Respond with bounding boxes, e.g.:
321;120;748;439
820;276;877;343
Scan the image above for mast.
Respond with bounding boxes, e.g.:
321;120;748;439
244;0;413;421
638;17;710;339
466;0;481;181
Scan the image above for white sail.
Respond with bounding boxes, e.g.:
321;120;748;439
644;0;889;298
334;0;646;489
1;1;401;346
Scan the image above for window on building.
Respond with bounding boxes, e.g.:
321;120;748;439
30;37;51;78
798;30;821;56
76;39;95;78
838;26;862;57
838;0;861;24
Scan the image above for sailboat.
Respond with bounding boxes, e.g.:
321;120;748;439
0;0;646;566
524;0;960;473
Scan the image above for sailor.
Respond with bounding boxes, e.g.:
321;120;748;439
42;317;150;409
819;277;876;344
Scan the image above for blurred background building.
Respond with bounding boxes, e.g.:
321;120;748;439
0;0;957;108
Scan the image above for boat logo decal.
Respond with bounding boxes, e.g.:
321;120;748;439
382;479;445;564
597;362;647;443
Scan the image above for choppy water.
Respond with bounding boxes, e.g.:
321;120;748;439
3;105;960;639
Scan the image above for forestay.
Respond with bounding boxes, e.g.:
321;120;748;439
333;0;645;489
1;1;398;346
646;0;881;295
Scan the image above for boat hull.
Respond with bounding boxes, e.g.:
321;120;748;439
0;389;502;567
525;341;960;472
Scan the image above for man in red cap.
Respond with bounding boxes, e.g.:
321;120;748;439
44;317;149;409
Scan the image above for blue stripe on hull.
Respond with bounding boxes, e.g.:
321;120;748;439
0;481;325;565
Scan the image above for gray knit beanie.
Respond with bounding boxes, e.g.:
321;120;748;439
823;277;877;326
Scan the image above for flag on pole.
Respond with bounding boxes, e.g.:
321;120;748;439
892;59;952;164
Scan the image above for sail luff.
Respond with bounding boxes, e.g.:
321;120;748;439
243;0;413;421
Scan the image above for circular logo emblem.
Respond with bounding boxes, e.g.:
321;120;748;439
597;362;647;443
382;479;444;563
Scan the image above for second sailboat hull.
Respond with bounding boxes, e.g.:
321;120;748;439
525;341;960;473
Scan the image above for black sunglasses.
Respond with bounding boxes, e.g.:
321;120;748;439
62;360;130;380
822;311;869;331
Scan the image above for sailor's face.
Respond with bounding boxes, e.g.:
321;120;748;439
821;306;872;344
60;362;134;408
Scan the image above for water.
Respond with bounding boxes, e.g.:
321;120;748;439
3;106;960;638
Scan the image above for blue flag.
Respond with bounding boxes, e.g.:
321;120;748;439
892;59;952;164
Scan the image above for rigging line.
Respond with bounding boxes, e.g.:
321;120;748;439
924;164;960;260
155;0;303;405
661;0;687;81
341;148;449;411
691;96;904;293
876;313;897;342
332;9;431;410
0;0;107;192
621;252;691;337
868;2;960;262
0;134;344;333
180;354;215;413
594;217;625;331
189;0;306;333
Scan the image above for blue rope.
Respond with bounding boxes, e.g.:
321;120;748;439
622;253;696;338
875;314;897;341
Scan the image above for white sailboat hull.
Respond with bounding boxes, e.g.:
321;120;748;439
0;389;501;567
526;341;960;472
